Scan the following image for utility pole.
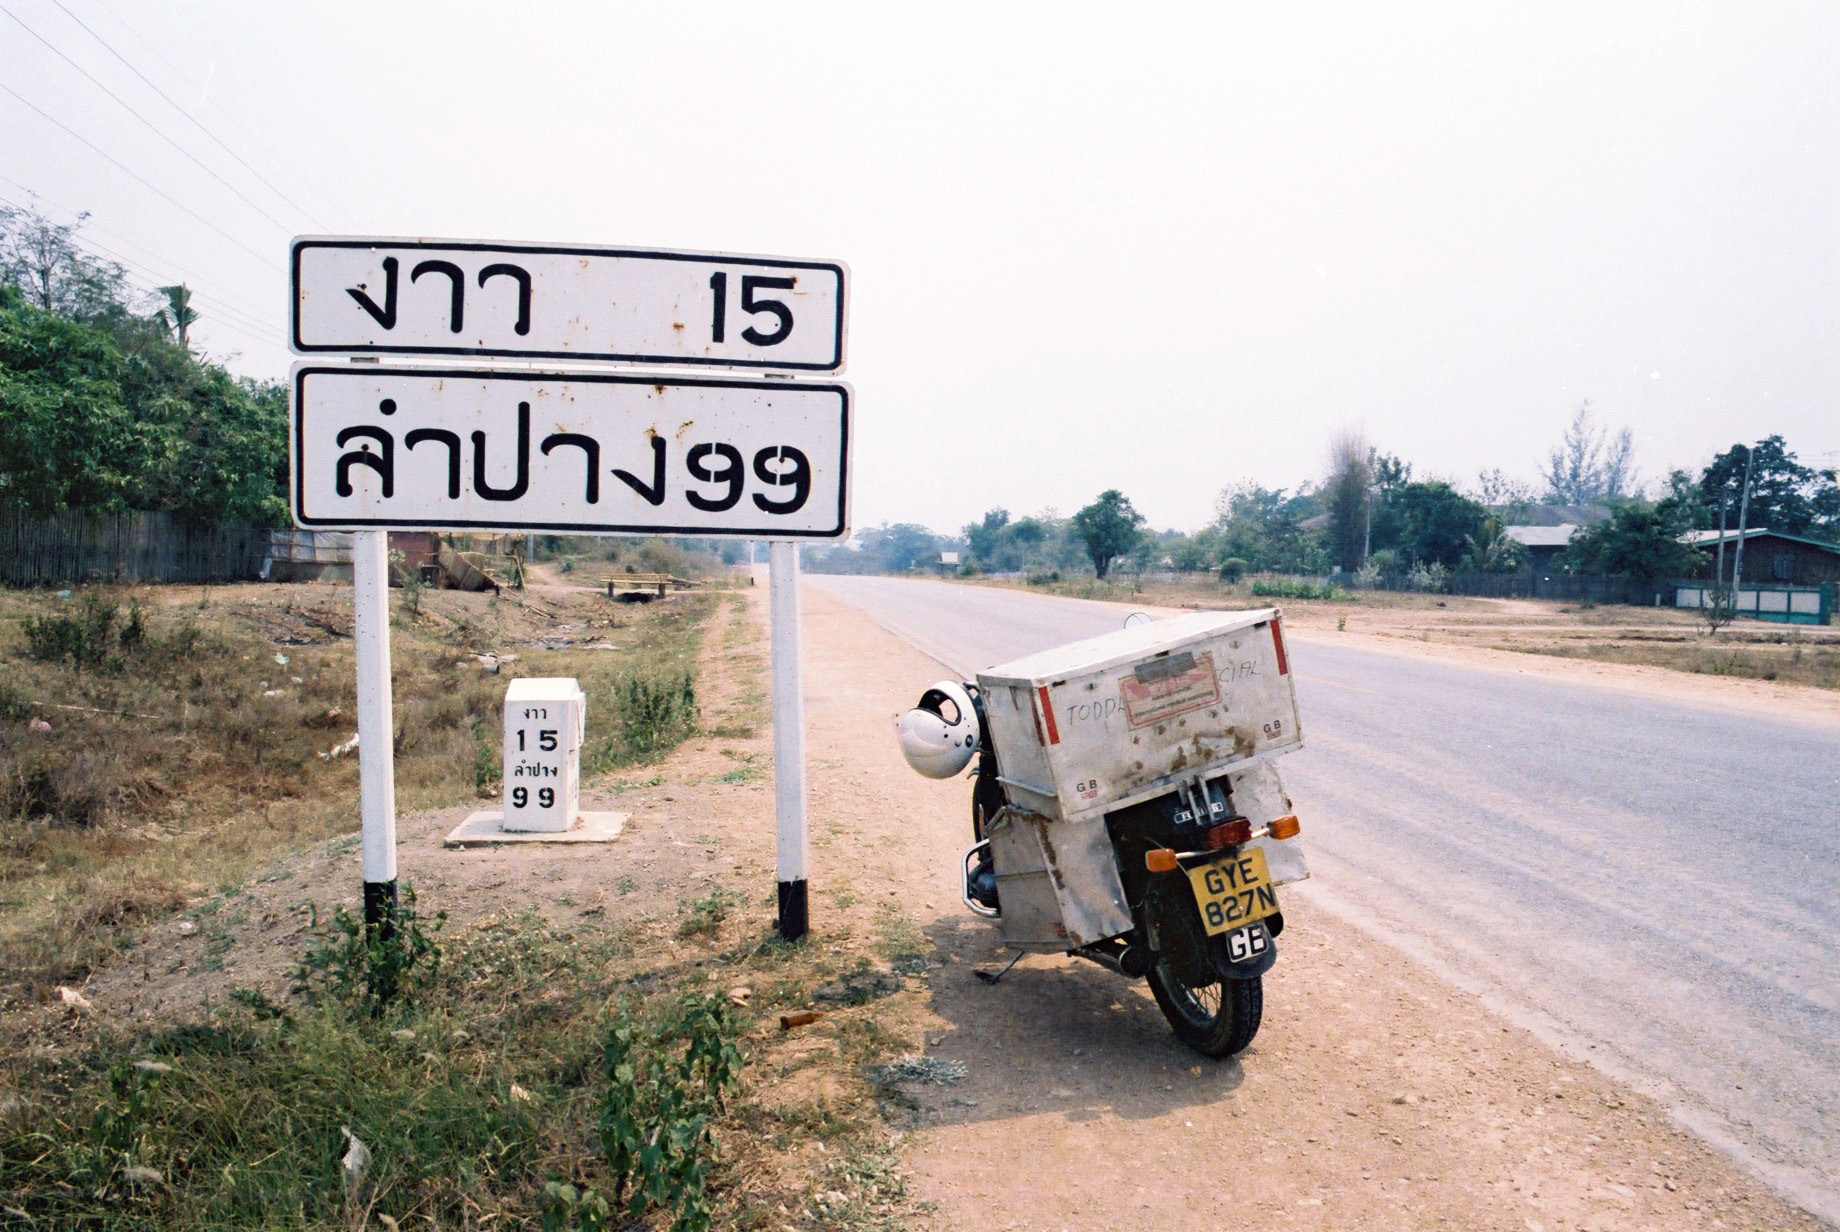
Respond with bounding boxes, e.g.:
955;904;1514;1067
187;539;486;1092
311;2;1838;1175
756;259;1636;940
1729;445;1755;611
1362;481;1373;569
1714;495;1728;588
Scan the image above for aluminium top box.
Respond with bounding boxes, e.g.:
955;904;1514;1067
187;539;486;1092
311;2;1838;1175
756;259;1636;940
975;608;1301;821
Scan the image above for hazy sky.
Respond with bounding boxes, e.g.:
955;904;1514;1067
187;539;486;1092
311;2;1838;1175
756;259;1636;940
4;1;1835;536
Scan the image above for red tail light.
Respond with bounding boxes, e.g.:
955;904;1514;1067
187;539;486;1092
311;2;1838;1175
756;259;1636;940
1207;817;1253;849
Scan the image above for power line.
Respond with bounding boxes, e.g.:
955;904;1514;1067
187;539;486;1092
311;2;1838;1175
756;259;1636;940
42;0;332;232
0;2;296;235
0;81;282;271
0;176;282;324
88;0;339;228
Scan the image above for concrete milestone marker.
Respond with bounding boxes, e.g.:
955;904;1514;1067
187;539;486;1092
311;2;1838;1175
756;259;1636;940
445;677;626;846
503;677;583;832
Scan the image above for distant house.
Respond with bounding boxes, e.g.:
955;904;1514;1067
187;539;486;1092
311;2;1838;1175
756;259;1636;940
1680;529;1840;587
1503;524;1578;572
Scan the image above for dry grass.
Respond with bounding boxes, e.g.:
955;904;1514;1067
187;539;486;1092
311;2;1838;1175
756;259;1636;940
0;892;929;1230
1496;629;1840;688
0;579;720;1005
0;569;932;1231
976;574;1840;690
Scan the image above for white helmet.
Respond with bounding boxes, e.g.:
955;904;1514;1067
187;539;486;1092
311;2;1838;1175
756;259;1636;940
897;680;980;779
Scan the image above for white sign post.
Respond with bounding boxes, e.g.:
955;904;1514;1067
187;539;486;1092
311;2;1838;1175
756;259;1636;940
768;541;809;937
290;236;847;944
352;529;398;931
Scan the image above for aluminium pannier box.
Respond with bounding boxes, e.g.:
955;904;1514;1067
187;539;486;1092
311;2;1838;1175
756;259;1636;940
976;608;1301;823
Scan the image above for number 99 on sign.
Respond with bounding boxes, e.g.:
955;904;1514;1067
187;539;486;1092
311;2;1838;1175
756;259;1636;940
511;787;555;810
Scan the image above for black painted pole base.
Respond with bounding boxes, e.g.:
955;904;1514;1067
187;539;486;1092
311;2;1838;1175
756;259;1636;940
776;879;808;942
363;879;399;940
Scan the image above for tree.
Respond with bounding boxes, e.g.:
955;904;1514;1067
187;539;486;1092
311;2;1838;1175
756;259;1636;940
814;523;942;574
1165;525;1225;573
0;205;133;322
1323;431;1372;571
0;286;151;514
0;285;288;524
1211;482;1323;573
961;507;1070;573
965;508;1011;566
1474;468;1536;523
158;283;198;348
1696;437;1836;540
1542;401;1636;504
1558;502;1697;588
1459;513;1530;573
1071;489;1144;579
1392;481;1488;569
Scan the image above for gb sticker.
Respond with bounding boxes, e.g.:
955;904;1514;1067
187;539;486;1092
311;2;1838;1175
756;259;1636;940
1075;777;1102;802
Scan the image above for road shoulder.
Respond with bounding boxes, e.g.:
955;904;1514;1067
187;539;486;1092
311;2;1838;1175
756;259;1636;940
795;584;1829;1232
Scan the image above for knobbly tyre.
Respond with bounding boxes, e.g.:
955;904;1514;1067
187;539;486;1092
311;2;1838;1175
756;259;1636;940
897;609;1309;1057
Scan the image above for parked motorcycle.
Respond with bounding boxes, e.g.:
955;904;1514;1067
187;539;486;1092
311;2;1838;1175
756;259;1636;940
897;608;1309;1057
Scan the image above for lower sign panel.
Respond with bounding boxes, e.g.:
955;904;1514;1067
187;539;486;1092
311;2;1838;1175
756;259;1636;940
292;365;850;537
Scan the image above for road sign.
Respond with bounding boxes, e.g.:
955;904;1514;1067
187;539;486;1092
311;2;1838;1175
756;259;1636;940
292;237;847;372
291;364;851;538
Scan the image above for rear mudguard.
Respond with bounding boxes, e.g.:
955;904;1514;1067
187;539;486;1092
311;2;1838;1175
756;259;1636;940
1145;870;1278;981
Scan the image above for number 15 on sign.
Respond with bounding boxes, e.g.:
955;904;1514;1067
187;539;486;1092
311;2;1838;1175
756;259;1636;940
292;238;847;372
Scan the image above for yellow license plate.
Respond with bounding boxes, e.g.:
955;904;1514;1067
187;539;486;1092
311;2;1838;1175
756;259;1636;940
1186;847;1280;936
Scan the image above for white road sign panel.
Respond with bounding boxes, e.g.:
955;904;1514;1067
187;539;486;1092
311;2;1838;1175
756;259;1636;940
291;238;846;372
292;365;851;537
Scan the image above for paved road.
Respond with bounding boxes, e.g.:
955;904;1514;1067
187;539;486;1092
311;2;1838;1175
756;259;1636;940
810;574;1840;1223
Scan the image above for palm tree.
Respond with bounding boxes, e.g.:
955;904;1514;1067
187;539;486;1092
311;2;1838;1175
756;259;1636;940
157;283;198;348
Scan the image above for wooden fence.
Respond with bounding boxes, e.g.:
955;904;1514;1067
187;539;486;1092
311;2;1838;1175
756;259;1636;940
0;510;270;586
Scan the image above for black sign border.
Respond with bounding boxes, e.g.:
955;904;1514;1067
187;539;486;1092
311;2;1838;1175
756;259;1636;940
292;364;851;539
290;239;847;373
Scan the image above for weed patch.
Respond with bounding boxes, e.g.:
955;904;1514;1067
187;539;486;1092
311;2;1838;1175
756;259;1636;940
2;893;922;1230
677;886;745;939
292;884;446;1011
0;585;714;1004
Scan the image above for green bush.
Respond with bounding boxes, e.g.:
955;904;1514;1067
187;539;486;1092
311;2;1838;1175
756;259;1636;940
1249;578;1355;602
23;593;130;672
596;994;742;1232
0;677;31;722
20;595;197;673
1407;561;1450;593
1218;557;1249;583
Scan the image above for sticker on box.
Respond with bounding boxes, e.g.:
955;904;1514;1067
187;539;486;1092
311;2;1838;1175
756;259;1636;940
1120;650;1221;729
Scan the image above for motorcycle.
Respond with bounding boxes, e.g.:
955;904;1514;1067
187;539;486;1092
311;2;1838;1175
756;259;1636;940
898;608;1309;1057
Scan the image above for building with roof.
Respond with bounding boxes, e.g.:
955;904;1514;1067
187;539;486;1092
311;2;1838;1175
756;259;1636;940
1681;528;1840;587
1503;524;1579;572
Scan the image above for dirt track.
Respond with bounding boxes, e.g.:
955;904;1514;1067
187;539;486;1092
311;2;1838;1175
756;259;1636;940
88;578;1831;1230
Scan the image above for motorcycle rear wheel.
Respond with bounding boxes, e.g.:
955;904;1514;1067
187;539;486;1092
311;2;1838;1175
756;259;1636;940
1146;963;1262;1058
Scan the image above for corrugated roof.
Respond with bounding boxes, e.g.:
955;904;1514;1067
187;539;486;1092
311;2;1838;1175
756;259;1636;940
1680;528;1840;553
1505;524;1577;547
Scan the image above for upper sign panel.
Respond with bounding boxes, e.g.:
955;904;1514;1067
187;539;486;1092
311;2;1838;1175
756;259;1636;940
291;237;847;372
